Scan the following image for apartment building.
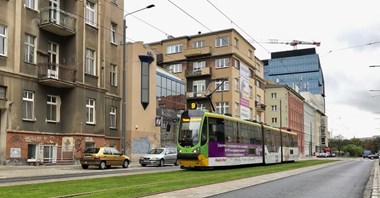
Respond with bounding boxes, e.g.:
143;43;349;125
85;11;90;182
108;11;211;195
149;29;266;121
0;0;124;165
265;84;305;155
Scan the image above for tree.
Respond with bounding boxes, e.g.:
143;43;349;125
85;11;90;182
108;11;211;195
343;144;363;157
329;135;345;156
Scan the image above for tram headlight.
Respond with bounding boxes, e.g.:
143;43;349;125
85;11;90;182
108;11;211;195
192;148;200;154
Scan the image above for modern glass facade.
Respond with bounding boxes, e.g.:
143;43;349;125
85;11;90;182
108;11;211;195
156;68;185;98
264;48;325;97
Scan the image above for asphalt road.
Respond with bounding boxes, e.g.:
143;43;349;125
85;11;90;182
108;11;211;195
210;159;373;198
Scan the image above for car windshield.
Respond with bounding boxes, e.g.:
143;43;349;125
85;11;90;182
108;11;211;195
83;148;100;153
148;149;164;154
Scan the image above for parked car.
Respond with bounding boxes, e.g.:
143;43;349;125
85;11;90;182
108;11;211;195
80;147;130;169
368;153;380;159
139;148;178;167
363;150;373;158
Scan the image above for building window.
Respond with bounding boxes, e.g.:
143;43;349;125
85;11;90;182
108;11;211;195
215;58;229;68
234;78;239;91
233;58;240;69
248;49;252;58
110;107;117;128
215;37;228;47
23;90;34;120
256;63;261;72
249;86;253;98
272;117;278;124
47;95;60;122
193;61;205;72
192;40;205;48
86;98;95;124
43;144;56;163
0;86;6;99
166;44;182;54
110;23;117;44
216;79;229;91
24;34;35;64
197;103;206;110
168;64;182;73
271;93;277;99
28;144;37;161
24;0;37;10
233;37;239;48
193;80;206;93
85;48;96;75
0;25;6;56
256;95;261;103
110;64;117;86
216;102;229;114
85;1;96;26
235;103;239;116
271;105;277;111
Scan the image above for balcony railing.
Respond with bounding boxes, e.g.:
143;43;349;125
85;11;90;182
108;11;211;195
255;101;266;111
39;7;76;36
38;63;76;88
185;67;211;78
186;92;207;99
184;46;212;57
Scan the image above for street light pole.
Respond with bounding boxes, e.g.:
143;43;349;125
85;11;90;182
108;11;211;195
121;4;155;155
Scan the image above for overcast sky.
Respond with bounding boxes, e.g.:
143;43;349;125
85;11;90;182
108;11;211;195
124;0;380;139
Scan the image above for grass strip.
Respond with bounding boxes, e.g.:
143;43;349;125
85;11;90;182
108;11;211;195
1;160;337;198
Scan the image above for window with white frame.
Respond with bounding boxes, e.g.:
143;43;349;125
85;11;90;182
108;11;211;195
110;64;117;86
43;144;56;163
271;117;278;124
215;58;229;68
28;144;37;161
271;105;277;111
110;23;117;44
256;113;261;122
0;86;5;99
85;1;96;26
233;58;240;69
215;37;228;47
216;79;229;91
249;86;253;98
192;40;205;48
110;106;116;128
216;102;229;114
23;90;34;120
234;103;239;116
233;37;239;48
256;95;261;103
166;44;182;54
24;0;37;10
197;103;206;110
168;64;182;73
24;34;35;64
271;93;277;99
85;48;96;75
86;98;95;124
193;61;205;72
0;25;6;56
234;78;239;91
47;95;60;122
192;80;206;93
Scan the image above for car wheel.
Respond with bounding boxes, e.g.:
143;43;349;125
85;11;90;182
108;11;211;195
174;160;178;166
81;164;89;169
100;161;107;169
141;164;147;167
122;160;129;168
159;159;164;167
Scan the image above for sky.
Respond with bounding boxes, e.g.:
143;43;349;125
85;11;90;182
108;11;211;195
124;0;380;139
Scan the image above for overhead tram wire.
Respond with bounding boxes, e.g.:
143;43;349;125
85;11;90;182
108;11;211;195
321;41;380;57
206;0;270;54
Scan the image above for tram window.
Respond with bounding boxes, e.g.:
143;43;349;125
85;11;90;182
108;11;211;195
201;118;207;145
208;118;225;142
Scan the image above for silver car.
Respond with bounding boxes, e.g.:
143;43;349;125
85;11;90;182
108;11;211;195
139;148;178;167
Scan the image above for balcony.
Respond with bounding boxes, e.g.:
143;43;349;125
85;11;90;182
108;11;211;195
184;46;212;57
186;67;211;78
39;7;76;36
255;101;266;112
38;63;76;88
186;92;207;99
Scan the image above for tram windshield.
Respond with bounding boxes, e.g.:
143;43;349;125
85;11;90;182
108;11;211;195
178;111;204;147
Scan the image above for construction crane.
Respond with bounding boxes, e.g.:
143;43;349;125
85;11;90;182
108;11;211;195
266;39;321;49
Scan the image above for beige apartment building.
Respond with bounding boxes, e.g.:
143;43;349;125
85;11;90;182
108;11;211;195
149;29;266;121
0;0;124;165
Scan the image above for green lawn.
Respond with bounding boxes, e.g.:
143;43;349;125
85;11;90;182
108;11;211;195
1;160;336;198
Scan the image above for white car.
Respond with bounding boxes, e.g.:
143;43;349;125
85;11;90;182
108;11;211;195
139;148;178;167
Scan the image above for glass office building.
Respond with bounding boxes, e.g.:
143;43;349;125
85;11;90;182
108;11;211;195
264;48;325;97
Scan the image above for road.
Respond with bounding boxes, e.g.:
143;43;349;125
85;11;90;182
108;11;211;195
210;159;373;198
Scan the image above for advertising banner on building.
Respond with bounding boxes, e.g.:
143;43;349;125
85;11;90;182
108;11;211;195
240;63;250;120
